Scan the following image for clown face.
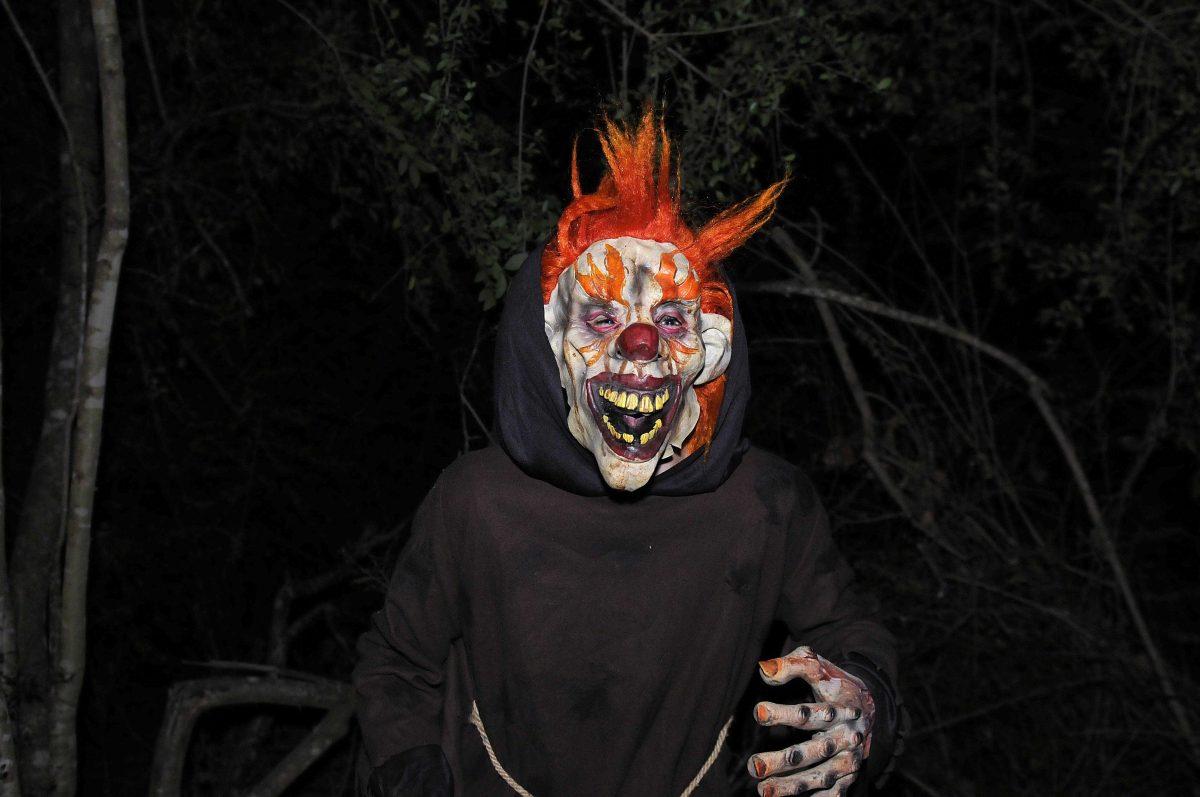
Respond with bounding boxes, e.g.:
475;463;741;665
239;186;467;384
544;236;733;491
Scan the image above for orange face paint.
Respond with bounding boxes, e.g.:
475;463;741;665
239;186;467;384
654;251;699;302
667;338;699;363
575;245;629;307
576;338;606;367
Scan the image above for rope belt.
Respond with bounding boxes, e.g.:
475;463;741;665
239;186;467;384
468;700;733;797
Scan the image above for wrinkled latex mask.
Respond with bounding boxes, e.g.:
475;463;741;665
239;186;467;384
544;237;732;491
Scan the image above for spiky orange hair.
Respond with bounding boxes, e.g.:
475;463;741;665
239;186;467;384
542;107;786;456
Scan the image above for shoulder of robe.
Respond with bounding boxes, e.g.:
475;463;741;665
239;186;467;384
435;446;515;486
734;445;819;525
425;446;524;518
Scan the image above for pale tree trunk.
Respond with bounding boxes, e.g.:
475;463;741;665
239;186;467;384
1;178;24;797
48;0;129;793
9;0;98;791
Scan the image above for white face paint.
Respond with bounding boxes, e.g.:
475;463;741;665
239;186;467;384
544;237;733;491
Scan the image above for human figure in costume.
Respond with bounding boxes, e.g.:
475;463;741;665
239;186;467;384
355;109;902;796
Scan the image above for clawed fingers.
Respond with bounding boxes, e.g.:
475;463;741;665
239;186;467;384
756;750;862;797
747;725;862;779
758;646;822;686
754;701;862;730
808;774;858;797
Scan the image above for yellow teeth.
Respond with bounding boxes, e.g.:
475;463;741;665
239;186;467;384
605;413;665;447
638;419;666;446
599;385;671;413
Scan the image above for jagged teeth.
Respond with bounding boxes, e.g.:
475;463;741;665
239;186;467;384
638;420;666;446
600;386;672;413
604;414;667;447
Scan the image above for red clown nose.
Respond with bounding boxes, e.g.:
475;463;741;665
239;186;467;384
617;323;659;361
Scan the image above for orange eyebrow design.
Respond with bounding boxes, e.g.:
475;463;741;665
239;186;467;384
654;251;699;302
576;244;629;306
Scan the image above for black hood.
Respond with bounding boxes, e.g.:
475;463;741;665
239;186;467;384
492;245;750;497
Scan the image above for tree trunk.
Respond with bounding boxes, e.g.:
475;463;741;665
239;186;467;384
9;0;99;792
47;0;128;792
0;175;24;797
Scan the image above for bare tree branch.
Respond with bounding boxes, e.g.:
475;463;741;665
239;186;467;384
244;698;355;797
516;0;550;202
761;227;1199;765
148;677;351;797
762;229;966;560
591;0;732;97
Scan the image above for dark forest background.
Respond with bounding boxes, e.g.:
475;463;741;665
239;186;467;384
2;0;1199;794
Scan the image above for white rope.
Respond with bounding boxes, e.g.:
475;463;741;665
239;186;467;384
469;700;733;797
469;701;535;797
679;713;734;797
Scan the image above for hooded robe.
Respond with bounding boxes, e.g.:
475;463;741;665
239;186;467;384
354;250;901;796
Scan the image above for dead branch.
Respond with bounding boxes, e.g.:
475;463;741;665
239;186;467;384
148;676;351;797
761;226;1199;764
763;228;965;560
244;698;355;797
591;0;732;97
515;0;550;201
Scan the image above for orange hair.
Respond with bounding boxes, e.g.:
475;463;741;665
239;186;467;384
542;107;786;456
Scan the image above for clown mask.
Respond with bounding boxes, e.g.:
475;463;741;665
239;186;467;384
538;108;785;491
543;237;732;491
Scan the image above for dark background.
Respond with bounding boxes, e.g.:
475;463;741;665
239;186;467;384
3;0;1199;793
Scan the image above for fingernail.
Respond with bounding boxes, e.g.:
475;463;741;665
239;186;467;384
759;659;780;678
753;757;767;778
755;703;771;723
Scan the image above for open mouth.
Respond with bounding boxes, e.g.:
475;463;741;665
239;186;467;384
585;373;682;462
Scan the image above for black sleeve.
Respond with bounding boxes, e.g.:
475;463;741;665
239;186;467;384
840;653;908;789
775;473;905;787
353;476;462;775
